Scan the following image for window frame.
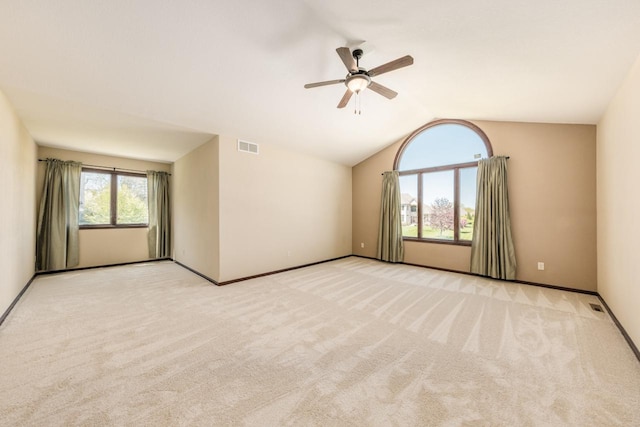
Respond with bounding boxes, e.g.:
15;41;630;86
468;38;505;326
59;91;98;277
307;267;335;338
394;119;493;246
79;168;149;229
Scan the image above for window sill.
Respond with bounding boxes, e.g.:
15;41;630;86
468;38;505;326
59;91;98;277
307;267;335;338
403;237;472;247
80;224;149;230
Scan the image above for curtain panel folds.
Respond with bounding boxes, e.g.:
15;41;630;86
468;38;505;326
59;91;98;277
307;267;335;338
147;171;171;259
36;159;82;271
470;156;516;280
377;171;404;263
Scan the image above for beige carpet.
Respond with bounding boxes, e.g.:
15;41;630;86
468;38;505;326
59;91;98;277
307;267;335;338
0;257;638;426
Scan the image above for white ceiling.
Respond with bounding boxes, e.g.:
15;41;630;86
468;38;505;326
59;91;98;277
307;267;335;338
1;0;640;166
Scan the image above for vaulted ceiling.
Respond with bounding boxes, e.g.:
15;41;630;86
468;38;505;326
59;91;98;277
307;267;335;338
1;1;639;166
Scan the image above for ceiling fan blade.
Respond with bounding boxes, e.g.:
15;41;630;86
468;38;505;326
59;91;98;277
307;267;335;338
337;89;353;108
368;55;414;77
304;79;345;89
336;47;357;73
368;81;398;99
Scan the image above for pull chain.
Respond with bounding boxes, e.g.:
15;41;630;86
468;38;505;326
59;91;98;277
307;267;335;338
353;91;362;115
354;92;357;115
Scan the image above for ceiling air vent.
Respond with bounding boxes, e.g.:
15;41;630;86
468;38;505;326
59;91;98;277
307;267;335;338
237;139;259;155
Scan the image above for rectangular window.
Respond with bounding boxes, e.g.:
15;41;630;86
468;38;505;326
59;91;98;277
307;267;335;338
79;169;148;228
398;166;477;245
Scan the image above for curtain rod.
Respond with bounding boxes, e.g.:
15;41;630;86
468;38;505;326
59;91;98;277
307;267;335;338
38;159;171;176
381;156;510;175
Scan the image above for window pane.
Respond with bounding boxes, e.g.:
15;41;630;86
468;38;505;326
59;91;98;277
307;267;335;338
423;171;454;240
398;123;489;171
399;174;418;237
79;172;111;225
459;167;477;241
117;175;148;224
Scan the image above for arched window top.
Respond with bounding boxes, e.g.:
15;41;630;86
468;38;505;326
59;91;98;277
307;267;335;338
395;119;493;171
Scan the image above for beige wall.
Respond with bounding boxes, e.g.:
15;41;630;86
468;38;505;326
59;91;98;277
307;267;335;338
36;146;171;268
172;135;352;283
173;137;220;280
218;136;352;282
0;89;37;316
353;120;597;291
597;53;640;348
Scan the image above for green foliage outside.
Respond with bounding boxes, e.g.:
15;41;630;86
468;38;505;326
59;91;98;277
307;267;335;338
117;182;148;224
80;186;111;225
117;176;148;224
80;172;110;225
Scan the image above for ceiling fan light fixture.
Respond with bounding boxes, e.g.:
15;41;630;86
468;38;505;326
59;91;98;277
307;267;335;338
346;74;371;93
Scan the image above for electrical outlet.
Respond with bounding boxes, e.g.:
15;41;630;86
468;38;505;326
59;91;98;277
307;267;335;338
537;262;545;271
360;242;365;248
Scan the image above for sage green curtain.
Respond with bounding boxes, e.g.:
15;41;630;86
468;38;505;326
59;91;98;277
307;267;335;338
470;156;516;280
377;171;404;263
36;159;82;271
147;170;171;259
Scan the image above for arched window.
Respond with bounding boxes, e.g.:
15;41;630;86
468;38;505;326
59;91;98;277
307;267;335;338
394;119;493;244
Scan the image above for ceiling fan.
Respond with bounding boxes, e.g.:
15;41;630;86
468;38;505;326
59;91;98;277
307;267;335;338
304;47;414;109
